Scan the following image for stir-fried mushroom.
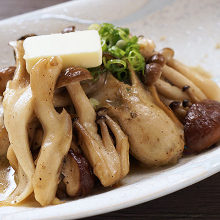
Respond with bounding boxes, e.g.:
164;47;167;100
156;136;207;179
30;57;72;206
57;67;129;186
162;65;207;102
97;109;129;177
155;79;190;101
140;46;220;121
161;98;188;123
0;66;15;95
184;100;220;153
56;66;92;88
142;63;162;86
138;36;156;58
148;85;183;128
141;47;220;122
53;88;72;107
62;148;94;197
140;47;220;143
167;59;220;101
0;96;10;156
3;41;35;204
140;47;220;148
72;114;129;186
159;48;175;62
81;72;107;97
0;128;9;157
0;23;218;207
141;53;166;86
90;66;184;166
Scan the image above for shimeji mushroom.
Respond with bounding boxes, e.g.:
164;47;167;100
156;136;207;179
139;45;220;122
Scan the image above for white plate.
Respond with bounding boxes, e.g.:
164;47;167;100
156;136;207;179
0;0;220;219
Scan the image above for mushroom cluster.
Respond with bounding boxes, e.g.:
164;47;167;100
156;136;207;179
1;38;130;206
138;41;220;153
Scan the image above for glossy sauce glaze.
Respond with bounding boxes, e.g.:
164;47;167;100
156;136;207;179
0;157;16;203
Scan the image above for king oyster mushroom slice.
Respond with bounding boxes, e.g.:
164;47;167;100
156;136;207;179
2;40;35;204
30;57;72;206
58;67;130;186
90;67;184;167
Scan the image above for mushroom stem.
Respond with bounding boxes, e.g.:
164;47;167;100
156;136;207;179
149;86;183;128
159;96;188;122
72;118;121;186
105;115;129;178
167;59;220;101
159;48;174;62
155;79;189;100
67;82;99;139
31;57;72;206
97;119;120;178
162;65;207;101
96;109;129;178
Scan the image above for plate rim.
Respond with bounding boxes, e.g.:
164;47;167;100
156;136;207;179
0;1;220;219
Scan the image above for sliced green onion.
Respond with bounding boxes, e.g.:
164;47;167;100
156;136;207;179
108;46;126;58
117;28;129;41
101;39;108;52
105;59;127;71
116;40;127;49
89;23;146;83
127;50;145;71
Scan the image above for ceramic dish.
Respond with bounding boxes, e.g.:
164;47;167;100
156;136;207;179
0;0;220;219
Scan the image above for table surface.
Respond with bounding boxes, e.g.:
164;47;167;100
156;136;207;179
1;0;220;219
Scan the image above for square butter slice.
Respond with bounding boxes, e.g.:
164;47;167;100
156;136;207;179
23;30;102;73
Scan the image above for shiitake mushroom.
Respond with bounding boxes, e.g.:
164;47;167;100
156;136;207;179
184;100;220;153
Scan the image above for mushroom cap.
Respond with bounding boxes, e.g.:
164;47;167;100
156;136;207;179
56;67;92;88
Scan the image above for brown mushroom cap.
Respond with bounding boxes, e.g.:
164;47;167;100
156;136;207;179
56;67;92;88
142;63;162;86
184;99;220;153
69;149;95;196
148;54;166;66
159;48;174;62
62;148;95;197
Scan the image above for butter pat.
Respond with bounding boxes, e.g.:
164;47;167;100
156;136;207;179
23;30;102;73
